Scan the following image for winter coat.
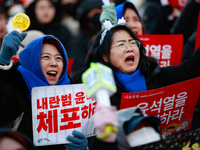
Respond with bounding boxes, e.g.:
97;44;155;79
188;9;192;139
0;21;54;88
110;46;200;110
89;46;200;150
111;46;200;131
0;35;72;150
171;0;200;45
182;31;196;63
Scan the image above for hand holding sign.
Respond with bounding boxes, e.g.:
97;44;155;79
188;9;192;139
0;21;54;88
65;130;88;150
82;62;118;140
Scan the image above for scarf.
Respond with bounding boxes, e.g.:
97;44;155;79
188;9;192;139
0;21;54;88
115;69;147;92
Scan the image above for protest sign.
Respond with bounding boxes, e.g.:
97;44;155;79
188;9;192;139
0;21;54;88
137;34;183;67
168;0;189;10
31;84;97;146
134;127;200;150
120;77;200;137
67;58;74;75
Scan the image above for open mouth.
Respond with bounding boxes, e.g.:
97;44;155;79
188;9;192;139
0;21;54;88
125;56;134;65
47;71;57;78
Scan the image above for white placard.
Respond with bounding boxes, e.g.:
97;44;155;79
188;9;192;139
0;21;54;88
31;84;97;146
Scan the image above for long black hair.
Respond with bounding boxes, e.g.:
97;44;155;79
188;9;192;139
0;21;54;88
87;24;158;76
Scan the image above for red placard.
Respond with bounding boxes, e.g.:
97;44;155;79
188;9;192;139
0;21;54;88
137;34;183;67
168;0;189;10
120;77;200;137
67;58;74;75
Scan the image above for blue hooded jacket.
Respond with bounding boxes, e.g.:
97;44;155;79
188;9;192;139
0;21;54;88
18;35;70;92
115;1;145;33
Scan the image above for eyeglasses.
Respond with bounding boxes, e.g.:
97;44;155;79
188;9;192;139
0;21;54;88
111;40;141;51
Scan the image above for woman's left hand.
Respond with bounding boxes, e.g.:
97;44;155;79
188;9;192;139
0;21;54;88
65;130;88;150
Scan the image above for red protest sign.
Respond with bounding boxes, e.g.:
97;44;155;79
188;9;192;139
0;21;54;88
137;34;183;67
67;58;74;75
120;77;200;137
168;0;189;10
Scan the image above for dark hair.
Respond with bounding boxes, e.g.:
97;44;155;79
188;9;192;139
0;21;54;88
0;128;38;150
43;37;66;74
88;24;157;76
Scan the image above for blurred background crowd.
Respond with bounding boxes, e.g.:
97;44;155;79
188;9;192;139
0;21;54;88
0;0;198;81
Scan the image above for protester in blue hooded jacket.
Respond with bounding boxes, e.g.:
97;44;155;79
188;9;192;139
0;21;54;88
100;1;145;34
0;31;88;150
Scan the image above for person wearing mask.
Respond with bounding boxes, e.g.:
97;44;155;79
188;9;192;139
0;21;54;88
89;105;162;150
2;0;25;17
0;30;88;150
25;0;74;51
69;0;103;82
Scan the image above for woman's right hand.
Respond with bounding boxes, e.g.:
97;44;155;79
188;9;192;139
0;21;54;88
94;105;118;142
0;30;27;64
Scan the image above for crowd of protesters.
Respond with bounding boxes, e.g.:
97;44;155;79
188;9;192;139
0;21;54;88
0;0;200;150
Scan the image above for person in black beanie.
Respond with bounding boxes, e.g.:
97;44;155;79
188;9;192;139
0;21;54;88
2;0;25;17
